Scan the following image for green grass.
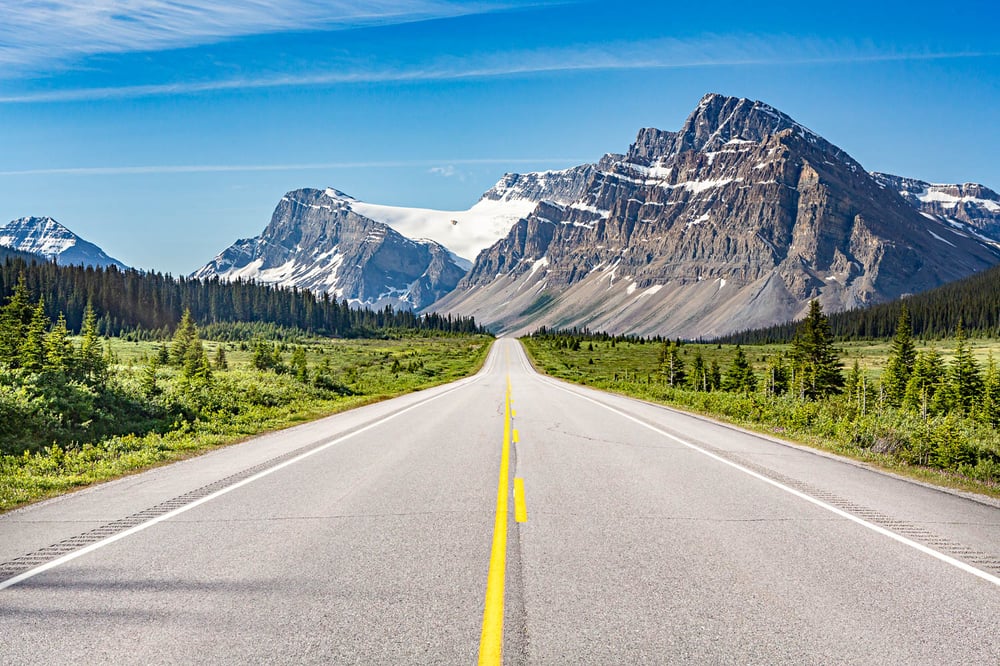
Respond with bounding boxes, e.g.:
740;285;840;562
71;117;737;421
521;336;1000;500
0;334;492;513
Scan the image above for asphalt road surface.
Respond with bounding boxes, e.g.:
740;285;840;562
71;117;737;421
2;338;998;664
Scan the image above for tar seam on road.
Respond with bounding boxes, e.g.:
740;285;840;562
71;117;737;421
0;373;483;591
542;377;1000;588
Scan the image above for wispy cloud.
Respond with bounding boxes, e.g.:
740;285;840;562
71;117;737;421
2;32;994;104
0;0;532;72
0;158;588;177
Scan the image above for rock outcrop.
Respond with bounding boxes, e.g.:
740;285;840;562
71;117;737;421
430;94;1000;337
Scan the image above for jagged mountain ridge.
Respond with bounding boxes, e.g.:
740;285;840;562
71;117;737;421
0;217;128;270
429;94;1000;338
192;168;594;309
193;188;470;310
871;173;1000;243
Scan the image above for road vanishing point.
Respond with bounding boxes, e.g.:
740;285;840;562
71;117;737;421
1;338;999;664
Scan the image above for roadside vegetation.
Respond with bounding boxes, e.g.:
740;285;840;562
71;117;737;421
0;275;491;512
522;303;1000;499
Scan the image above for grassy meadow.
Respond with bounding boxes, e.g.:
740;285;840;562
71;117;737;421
521;335;1000;499
0;334;492;512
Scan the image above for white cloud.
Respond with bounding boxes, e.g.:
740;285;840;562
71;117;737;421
429;165;458;177
0;158;588;177
0;0;532;72
1;31;993;104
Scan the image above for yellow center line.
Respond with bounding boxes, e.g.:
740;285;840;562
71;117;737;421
479;376;512;665
513;478;528;523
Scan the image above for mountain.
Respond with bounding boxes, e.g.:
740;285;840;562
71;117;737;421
193;188;471;310
430;94;1000;338
871;173;1000;243
192;170;593;309
0;217;128;270
343;164;595;261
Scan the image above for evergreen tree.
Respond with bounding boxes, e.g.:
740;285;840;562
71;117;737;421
290;347;308;381
709;360;722;390
765;353;789;396
882;305;916;406
790;300;844;399
170;308;198;366
722;345;757;393
902;347;945;416
45;313;75;373
0;274;33;365
182;339;212;381
77;302;106;385
660;340;686;387
980;352;1000;427
687;351;708;391
947;320;983;414
213;344;228;370
19;298;48;372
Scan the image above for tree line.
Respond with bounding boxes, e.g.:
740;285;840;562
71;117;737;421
0;257;485;338
717;261;1000;344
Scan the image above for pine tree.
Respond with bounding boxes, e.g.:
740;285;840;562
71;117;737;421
19;298;49;372
765;353;789;396
45;313;75;373
947;320;983;415
213;344;228;370
980;352;1000;427
687;351;708;391
0;274;33;365
170;308;197;366
290;347;308;381
77;301;106;385
660;340;686;387
790;300;844;399
182;340;212;381
903;347;945;417
882;305;916;406
723;345;757;393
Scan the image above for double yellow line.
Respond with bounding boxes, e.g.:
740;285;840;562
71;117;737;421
478;375;527;665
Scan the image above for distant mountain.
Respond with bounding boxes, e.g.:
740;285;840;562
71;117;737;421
193;188;469;311
192;171;593;310
871;173;1000;243
0;217;128;270
430;94;1000;338
345;165;594;262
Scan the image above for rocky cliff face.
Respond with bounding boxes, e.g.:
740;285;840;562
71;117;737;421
871;172;1000;242
193;189;468;310
0;217;128;270
430;94;1000;337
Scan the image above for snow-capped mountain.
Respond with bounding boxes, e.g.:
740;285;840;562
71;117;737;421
0;217;128;270
193;188;470;310
192;171;592;309
344;166;594;262
429;94;1000;338
871;173;1000;244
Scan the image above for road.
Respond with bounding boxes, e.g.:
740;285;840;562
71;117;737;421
1;338;998;664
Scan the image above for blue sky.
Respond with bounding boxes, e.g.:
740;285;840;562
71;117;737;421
1;0;997;275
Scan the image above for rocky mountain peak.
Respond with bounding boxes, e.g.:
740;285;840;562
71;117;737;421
0;216;128;269
430;94;1000;338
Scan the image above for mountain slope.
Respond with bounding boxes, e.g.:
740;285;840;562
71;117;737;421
193;188;469;310
0;217;128;270
871;173;1000;244
347;164;595;261
430;94;1000;337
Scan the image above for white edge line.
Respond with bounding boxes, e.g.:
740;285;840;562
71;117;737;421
540;374;1000;588
0;367;488;591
